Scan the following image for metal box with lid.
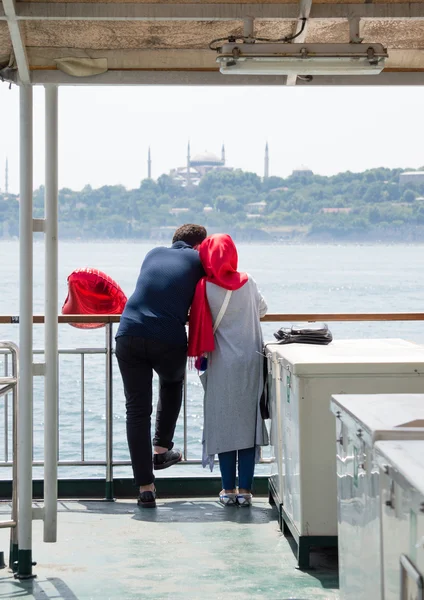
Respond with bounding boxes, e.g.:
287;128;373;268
331;394;424;600
375;439;424;600
268;338;424;568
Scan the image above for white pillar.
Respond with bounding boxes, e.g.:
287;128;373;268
18;83;34;578
243;16;254;39
44;85;58;542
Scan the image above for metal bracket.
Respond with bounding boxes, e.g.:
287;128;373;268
32;219;45;233
349;17;363;44
32;363;46;377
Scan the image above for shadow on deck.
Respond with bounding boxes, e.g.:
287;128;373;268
0;498;339;600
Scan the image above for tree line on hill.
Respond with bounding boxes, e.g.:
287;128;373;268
2;166;424;241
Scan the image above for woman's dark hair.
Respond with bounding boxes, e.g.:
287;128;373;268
172;224;207;247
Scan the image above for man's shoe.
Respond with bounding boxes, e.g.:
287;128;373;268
137;490;156;508
153;449;182;470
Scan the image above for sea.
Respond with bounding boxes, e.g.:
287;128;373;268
0;240;424;481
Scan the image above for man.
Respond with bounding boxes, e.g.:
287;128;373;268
115;224;207;508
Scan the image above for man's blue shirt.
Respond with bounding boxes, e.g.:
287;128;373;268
116;241;204;347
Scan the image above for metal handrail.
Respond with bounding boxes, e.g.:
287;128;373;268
1;312;424;501
0;342;18;569
1;312;424;324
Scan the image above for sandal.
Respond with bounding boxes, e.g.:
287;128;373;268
236;493;253;507
219;491;237;506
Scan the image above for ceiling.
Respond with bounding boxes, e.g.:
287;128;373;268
1;0;424;85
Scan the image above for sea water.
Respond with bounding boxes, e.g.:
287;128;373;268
0;240;423;480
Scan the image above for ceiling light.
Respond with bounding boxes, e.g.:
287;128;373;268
216;43;388;76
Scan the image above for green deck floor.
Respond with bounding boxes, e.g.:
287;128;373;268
0;498;339;600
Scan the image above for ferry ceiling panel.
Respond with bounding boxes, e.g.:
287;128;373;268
1;0;424;85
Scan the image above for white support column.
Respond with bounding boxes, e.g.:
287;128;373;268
286;0;313;86
44;85;58;543
18;83;34;578
243;16;254;40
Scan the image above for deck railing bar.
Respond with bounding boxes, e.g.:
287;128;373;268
0;521;16;529
1;312;424;324
4;354;8;464
0;349;106;356
105;324;114;500
10;344;18;557
0;457;272;468
36;461;107;467
0;342;19;567
0;384;15;397
80;354;85;463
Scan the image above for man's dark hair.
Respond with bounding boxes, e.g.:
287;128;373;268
172;224;207;247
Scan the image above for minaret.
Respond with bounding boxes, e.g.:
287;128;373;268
147;147;152;179
5;157;8;193
187;140;191;186
264;142;269;179
221;144;226;165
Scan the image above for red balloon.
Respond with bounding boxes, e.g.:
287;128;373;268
62;268;127;329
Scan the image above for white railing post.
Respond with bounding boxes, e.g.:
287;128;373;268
18;83;34;579
105;323;114;500
44;85;58;542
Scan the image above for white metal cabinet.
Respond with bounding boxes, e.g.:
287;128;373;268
269;338;424;569
331;394;424;600
375;440;424;600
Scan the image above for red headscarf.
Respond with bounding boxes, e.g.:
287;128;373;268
188;234;248;359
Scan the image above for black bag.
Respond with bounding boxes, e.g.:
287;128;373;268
273;322;333;346
259;352;270;420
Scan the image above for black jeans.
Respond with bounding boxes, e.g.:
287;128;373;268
115;335;187;486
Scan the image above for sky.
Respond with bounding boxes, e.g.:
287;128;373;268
1;83;424;194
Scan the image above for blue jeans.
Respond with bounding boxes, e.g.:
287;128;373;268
218;446;256;491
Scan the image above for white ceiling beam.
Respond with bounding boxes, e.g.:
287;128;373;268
5;3;300;21
1;3;424;22
7;69;424;87
23;47;424;71
1;0;30;83
15;69;288;85
26;48;218;70
286;0;312;86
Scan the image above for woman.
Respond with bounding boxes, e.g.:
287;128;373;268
188;234;268;506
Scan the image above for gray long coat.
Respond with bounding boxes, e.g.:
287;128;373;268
201;275;269;468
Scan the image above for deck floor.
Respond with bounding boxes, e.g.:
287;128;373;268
0;498;339;600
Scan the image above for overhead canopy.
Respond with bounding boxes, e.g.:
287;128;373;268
1;0;424;85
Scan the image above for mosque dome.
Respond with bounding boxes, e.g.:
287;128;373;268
293;164;312;172
190;151;223;166
292;165;313;177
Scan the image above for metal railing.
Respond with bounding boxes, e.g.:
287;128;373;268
1;312;424;500
0;323;211;500
0;341;18;569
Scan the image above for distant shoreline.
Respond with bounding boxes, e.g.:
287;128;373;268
2;235;424;246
